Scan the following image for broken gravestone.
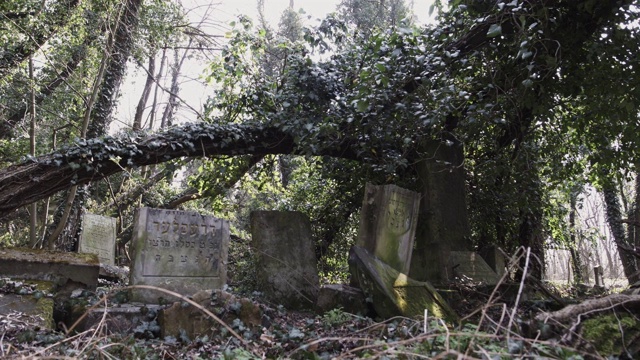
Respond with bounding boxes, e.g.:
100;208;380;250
129;207;230;303
349;245;458;323
78;213;117;266
356;183;420;275
250;211;319;310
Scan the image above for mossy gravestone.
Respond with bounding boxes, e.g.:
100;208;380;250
356;184;420;274
78;213;117;266
250;211;319;310
130;207;229;303
349;246;458;323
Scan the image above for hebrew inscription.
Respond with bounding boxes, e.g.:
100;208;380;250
130;207;230;303
140;209;224;278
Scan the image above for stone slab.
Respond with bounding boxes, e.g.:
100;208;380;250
356;184;419;275
250;211;319;310
479;246;506;278
129;208;230;303
79;213;117;266
450;251;501;285
0;248;99;289
349;246;458;323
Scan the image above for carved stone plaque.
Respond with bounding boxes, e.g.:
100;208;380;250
130;207;229;303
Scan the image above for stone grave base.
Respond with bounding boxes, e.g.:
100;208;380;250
0;280;55;330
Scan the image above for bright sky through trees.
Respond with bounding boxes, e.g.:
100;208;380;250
114;0;435;129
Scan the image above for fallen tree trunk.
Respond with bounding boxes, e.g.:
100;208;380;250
535;293;640;327
0;123;360;219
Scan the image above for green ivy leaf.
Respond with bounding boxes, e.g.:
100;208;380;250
487;24;502;38
356;99;369;112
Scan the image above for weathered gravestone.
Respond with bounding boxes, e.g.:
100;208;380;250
356;184;420;274
130;207;229;303
78;213;117;266
250;211;319;310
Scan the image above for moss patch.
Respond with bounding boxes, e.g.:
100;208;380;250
582;313;640;356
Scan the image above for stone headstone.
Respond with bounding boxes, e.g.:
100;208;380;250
349;246;458;323
79;213;117;266
0;248;99;289
129;207;230;303
250;211;319;310
356;184;420;274
449;251;500;285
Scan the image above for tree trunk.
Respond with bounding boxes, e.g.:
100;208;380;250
133;53;156;131
569;187;584;284
28;57;38;248
409;136;472;283
86;0;144;138
160;45;191;128
0;123;361;218
602;184;640;284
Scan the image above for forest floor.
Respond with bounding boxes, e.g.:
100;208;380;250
0;279;638;359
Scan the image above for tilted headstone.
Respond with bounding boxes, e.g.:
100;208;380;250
79;213;117;266
129;207;229;303
250;211;319;310
356;184;420;274
349;246;458;323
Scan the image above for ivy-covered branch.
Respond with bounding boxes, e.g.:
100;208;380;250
0;122;361;218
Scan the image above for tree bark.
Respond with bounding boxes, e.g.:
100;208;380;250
133;53;156;131
569;188;584;284
602;183;640;284
86;0;144;139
